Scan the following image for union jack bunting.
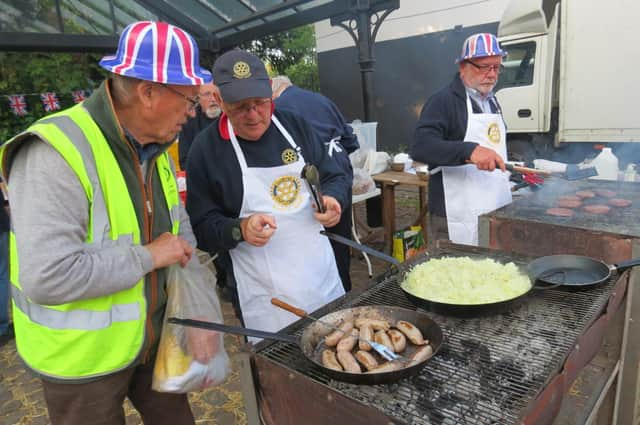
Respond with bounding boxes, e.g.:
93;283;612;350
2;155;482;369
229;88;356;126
40;92;61;112
71;90;86;104
457;33;507;63
99;21;212;85
8;95;28;116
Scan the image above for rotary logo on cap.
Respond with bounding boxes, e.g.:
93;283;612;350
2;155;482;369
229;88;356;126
233;61;251;79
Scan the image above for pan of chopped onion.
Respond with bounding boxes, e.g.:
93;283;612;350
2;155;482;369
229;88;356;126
400;256;536;316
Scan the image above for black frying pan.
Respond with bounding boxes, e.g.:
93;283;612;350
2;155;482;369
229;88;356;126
322;231;536;317
528;255;640;287
169;305;443;385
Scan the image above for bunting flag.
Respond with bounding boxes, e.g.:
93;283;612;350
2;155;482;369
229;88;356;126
8;95;28;116
40;92;61;112
71;90;86;104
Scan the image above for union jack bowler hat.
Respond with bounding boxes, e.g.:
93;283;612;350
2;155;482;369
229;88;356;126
99;21;212;85
212;49;271;103
456;33;507;63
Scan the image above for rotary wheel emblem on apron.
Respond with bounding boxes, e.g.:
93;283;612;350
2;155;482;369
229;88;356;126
270;175;302;208
281;148;298;164
487;122;501;145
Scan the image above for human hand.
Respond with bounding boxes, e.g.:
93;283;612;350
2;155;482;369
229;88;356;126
145;232;193;269
469;145;506;172
185;324;221;364
240;214;277;247
314;196;342;227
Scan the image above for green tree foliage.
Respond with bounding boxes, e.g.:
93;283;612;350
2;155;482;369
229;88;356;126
0;52;106;142
242;25;319;91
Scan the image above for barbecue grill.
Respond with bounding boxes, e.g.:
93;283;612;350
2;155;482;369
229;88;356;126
478;178;640;424
242;244;628;425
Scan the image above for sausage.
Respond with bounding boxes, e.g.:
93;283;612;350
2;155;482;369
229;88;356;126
373;329;395;352
594;189;616;198
609;198;632;207
358;324;373;351
336;350;361;373
366;361;403;374
576;190;595;199
336;329;359;352
396;321;427;345
582;204;611;215
387;329;407;353
321;349;343;371
546;207;574;217
557;199;582;209
409;345;434;366
324;321;353;347
355;318;391;331
355;350;379;371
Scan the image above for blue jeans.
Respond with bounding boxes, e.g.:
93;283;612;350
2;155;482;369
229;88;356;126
0;232;9;335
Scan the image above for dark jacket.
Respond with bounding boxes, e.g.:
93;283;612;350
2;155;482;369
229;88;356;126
186;109;350;289
275;85;359;154
411;74;501;217
178;105;215;169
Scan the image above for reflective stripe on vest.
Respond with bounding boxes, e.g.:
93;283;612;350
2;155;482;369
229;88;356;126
1;104;180;380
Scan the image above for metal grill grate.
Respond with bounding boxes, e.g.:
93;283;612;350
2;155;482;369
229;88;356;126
256;250;618;425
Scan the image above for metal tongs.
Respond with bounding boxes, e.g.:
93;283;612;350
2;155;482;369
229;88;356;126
301;163;325;213
271;298;408;362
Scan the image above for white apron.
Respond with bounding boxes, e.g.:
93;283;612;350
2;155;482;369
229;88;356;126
440;95;512;245
227;116;345;340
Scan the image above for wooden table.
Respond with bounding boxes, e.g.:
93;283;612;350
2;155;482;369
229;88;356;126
372;170;428;252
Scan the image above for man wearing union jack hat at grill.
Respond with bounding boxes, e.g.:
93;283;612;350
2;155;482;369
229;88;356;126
411;32;512;247
0;21;222;424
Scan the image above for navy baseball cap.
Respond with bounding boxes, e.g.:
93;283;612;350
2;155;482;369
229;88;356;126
212;49;271;103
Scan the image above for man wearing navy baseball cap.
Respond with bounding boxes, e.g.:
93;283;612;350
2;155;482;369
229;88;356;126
1;21;224;424
411;33;512;247
186;49;350;339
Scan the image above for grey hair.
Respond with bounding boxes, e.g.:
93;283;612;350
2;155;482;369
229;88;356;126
110;74;142;105
271;75;292;98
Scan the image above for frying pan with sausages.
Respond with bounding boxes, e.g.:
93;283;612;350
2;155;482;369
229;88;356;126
170;305;443;385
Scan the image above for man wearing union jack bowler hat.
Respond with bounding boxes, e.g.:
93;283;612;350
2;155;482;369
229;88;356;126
412;33;512;247
0;21;223;424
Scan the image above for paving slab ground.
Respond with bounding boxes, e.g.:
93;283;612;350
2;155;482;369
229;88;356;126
0;187;421;425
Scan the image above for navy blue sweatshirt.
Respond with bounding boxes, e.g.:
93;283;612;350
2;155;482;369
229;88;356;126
411;74;501;217
186;108;350;255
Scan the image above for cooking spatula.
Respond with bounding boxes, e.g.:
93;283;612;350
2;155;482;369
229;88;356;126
271;297;406;362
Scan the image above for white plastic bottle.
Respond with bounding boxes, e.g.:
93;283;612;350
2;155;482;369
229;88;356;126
589;147;619;180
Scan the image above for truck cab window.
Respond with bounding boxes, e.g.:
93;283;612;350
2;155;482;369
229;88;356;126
495;42;536;91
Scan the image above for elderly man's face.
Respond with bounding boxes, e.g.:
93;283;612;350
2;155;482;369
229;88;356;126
459;55;503;96
152;84;200;142
198;82;221;119
220;95;272;141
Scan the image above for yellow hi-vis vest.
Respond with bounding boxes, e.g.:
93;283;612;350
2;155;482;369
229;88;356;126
0;104;180;380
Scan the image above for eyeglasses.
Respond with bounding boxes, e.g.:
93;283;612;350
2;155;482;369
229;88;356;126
227;98;271;116
161;84;200;111
466;61;505;74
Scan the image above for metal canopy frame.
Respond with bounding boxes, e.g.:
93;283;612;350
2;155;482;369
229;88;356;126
0;0;400;120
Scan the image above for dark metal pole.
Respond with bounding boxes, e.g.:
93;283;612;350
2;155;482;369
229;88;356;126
54;0;65;34
355;8;375;122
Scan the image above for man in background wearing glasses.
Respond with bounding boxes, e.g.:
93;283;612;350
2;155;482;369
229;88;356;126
185;50;348;338
178;81;222;170
411;32;512;247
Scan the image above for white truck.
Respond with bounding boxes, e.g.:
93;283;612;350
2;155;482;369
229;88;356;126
495;0;640;164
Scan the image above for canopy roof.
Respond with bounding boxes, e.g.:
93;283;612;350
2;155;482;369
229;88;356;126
0;0;365;53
